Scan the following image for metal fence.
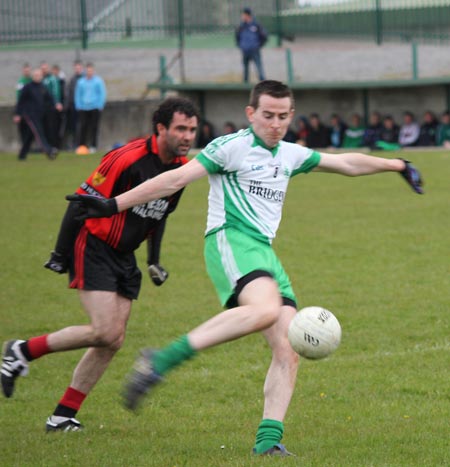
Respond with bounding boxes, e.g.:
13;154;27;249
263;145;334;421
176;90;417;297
1;0;450;49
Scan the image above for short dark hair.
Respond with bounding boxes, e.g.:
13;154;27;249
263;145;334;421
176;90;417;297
249;80;294;110
152;97;200;135
242;7;252;15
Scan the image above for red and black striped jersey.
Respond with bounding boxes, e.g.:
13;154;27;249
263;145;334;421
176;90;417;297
76;136;188;253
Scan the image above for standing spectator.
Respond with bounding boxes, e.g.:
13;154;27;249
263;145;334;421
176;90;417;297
363;111;383;149
235;7;267;83
436;111;450;148
40;61;63;148
398;111;420;147
13;68;58;161
306;113;330;149
343;113;365;148
328;113;347;148
196;120;215;148
418;111;438;146
15;63;32;148
75;62;107;153
16;63;32;100
64;60;84;150
52;64;66;148
376;115;400;151
223;121;237;135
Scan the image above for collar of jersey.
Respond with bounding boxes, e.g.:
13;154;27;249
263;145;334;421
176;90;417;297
250;126;280;157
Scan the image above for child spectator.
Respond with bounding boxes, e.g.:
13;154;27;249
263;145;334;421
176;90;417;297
328;113;347;148
306;113;330;149
363;111;383;149
418;111;438;146
343;113;365;148
376;115;400;151
398;111;420;147
436;111;450;148
223;121;237;135
295;116;309;146
196;120;215;148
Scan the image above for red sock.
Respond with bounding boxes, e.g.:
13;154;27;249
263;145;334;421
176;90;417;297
26;334;50;359
59;387;87;411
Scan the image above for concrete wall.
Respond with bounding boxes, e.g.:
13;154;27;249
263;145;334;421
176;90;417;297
1;83;448;152
180;84;449;135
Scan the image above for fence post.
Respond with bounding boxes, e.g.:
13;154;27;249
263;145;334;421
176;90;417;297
275;0;283;47
375;0;382;46
177;0;186;83
286;48;294;84
412;42;418;80
80;0;88;50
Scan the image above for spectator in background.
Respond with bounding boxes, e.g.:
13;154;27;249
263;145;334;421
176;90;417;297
376;115;400;151
52;64;66;148
235;7;267;83
328;113;347;148
306;113;330;149
418;111;438;147
223;121;237;135
16;63;32;100
343;113;365;148
295;116;309;146
15;63;32;147
13;68;58;161
64;60;84;150
363;111;383;149
40;61;63;148
75;62;107;153
398;111;420;147
436;110;450;148
196;120;215;148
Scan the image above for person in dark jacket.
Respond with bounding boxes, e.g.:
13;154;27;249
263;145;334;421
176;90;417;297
363;111;383;149
235;7;267;82
64;60;84;149
418;110;438;146
306;113;330;149
13;68;58;161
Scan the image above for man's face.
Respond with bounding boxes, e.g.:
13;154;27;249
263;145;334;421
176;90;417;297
74;63;83;75
32;69;43;83
158;111;198;157
246;94;294;148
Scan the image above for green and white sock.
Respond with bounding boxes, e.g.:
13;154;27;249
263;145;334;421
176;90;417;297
152;335;196;376
253;418;284;454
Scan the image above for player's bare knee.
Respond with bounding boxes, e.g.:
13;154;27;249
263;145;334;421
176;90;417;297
91;326;125;348
258;303;282;328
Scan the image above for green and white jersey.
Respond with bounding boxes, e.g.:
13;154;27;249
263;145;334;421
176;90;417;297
196;127;321;243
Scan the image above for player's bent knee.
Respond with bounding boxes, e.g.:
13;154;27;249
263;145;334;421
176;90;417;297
91;327;125;349
258;304;282;329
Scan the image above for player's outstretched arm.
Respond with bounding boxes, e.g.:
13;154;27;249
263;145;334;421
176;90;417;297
315;152;424;194
66;159;209;220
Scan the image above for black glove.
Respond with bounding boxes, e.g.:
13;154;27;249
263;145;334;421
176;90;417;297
399;159;424;194
148;263;169;286
44;250;69;274
65;194;118;220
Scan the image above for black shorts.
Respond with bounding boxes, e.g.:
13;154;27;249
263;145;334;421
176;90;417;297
69;227;142;300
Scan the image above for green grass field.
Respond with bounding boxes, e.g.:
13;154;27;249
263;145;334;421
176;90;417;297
0;150;448;467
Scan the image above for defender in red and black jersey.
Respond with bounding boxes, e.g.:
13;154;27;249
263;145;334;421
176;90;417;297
1;98;199;432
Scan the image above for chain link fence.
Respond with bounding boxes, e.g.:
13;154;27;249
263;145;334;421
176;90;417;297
1;0;449;48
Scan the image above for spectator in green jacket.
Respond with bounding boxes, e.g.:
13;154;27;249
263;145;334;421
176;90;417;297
343;113;365;148
436;111;450;148
40;61;63;148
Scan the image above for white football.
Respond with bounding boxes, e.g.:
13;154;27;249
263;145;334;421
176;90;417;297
288;306;341;359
